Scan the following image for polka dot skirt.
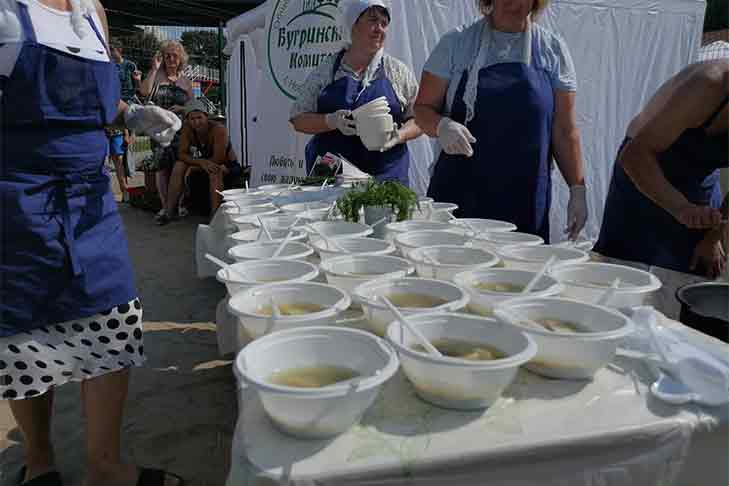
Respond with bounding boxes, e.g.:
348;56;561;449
0;299;145;400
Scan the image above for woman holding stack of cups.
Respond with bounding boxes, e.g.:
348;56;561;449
290;0;422;186
416;0;588;241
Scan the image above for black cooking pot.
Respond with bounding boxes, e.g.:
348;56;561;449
676;282;729;343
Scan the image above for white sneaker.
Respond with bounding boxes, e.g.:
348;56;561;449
178;206;189;217
154;209;166;221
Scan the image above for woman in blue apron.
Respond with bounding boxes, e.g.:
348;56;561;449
289;0;422;186
414;0;587;242
595;60;728;279
0;1;182;484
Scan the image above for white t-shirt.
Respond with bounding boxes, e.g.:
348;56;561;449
0;0;108;82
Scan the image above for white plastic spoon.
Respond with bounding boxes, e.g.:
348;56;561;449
257;217;273;240
245;180;249;191
493;308;558;332
205;253;246;281
216;189;226;197
596;278;621;306
307;225;350;253
522;255;558;294
271;230;295;258
380;296;442;357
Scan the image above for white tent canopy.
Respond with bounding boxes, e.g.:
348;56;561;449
226;0;706;242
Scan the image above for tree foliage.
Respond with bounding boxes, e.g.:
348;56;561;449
181;30;224;70
120;30;161;72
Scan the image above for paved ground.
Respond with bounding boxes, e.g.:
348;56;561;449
0;174;236;486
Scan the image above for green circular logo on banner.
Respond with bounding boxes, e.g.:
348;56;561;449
267;0;345;100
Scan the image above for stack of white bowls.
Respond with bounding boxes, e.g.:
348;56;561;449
354;97;393;151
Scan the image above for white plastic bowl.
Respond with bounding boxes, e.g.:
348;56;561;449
280;201;332;214
228;282;351;340
547;262;662;309
227;198;274;210
312;237;396;261
297;209;333;222
222;189;266;200
320;255;415;293
453;268;563;316
230;207;280;231
384;220;454;242
447;218;517;234
386;313;537;410
353;277;470;336
228;241;314;263
228;228;308;247
258;183;299;194
411;202;459;221
215;259;320;296
234;326;399;439
499;244;590;272
306;221;373;244
493;297;635;379
470;231;544;252
253;214;314;231
394;230;472;258
408;245;500;281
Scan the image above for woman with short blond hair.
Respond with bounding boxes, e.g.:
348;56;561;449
416;0;587;241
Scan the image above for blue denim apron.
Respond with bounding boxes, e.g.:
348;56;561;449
594;98;728;274
0;4;137;337
427;32;554;241
305;50;410;186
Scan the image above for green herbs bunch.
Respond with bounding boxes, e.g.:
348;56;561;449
336;180;418;223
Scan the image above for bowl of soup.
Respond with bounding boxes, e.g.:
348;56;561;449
235;326;399;439
411;202;459;221
228;241;314;263
547;262;662;309
469;231;544;252
305;221;373;244
221;188;266;200
447;218;517;234
258;183;300;196
453;268;563;316
280;201;332;214
383;220;454;242
385;313;536;410
253;214;315;231
408;245;500;281
353;277;470;335
320;254;415;293
216;259;320;296
312;237;396;261
494;297;635;379
229;207;281;232
228;228;308;247
498;244;590;272
228;282;351;339
394;230;472;258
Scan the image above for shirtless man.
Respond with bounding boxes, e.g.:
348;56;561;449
595;60;728;279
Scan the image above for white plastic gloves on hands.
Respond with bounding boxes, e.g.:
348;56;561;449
380;126;402;152
565;184;588;240
125;105;182;147
325;110;356;136
437;117;476;157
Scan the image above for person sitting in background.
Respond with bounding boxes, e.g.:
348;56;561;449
159;100;240;224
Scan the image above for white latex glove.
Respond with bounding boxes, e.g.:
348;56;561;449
379;126;402;152
437;117;476;157
565;184;588;240
124;105;182;147
325;110;356;136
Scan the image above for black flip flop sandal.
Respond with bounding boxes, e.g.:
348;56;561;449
17;467;63;486
136;468;185;486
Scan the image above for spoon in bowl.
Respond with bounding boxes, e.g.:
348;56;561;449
271;230;296;258
522;256;558;294
596;278;621;306
257;217;273;240
380;296;442;357
205;253;247;281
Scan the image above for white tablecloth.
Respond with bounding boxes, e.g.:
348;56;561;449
225;318;728;486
